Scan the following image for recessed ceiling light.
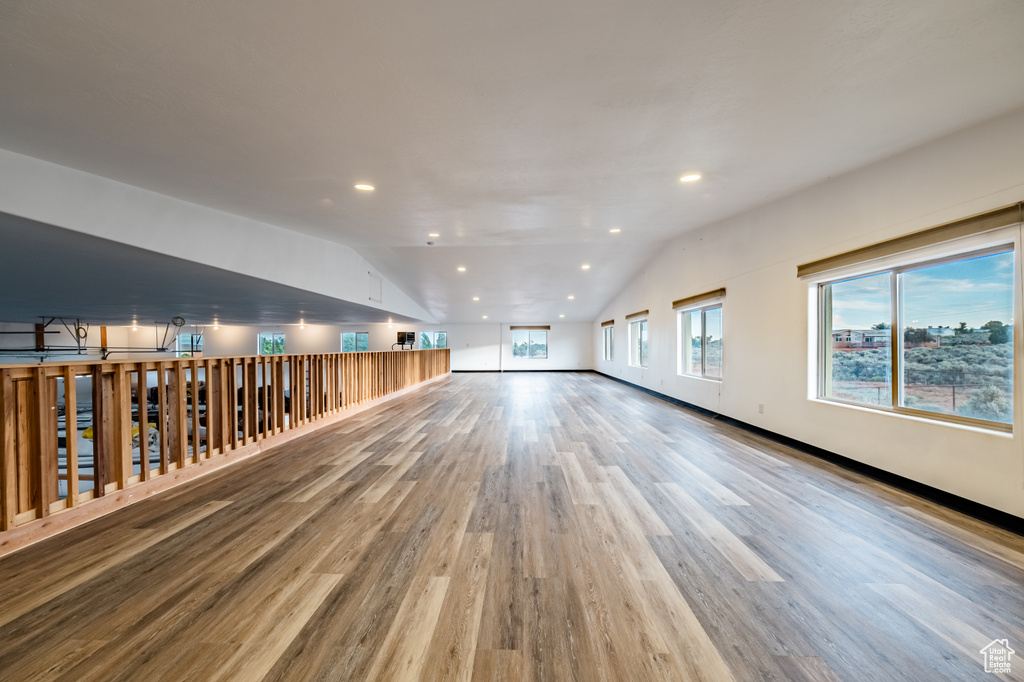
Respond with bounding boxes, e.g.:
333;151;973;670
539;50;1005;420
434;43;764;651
429;233;440;238
473;296;479;301
354;184;375;191
457;266;466;272
559;314;565;318
581;264;590;270
680;173;702;183
609;228;621;233
568;295;575;300
482;315;488;319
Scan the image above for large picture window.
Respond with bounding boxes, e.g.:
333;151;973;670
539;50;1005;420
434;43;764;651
820;247;1014;428
512;329;547;359
341;332;369;352
258;333;286;355
629;319;648;367
419;331;447;349
680;305;723;379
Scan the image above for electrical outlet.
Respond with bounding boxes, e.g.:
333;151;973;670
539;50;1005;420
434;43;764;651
758;403;764;414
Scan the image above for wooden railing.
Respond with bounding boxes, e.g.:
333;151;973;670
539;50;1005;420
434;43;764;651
0;349;449;533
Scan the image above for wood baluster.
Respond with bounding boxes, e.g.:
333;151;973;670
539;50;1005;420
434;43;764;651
218;356;230;450
220;359;230;452
170;362;187;468
29;369;52;517
189;359;201;460
261;356;269;439
91;366;107;496
137;363;149;482
62;367;79;509
1;369;16;529
111;365;130;489
157;363;169;474
275;358;286;433
205;358;218;456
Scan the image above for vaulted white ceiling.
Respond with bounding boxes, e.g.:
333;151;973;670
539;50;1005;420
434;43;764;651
1;1;1023;323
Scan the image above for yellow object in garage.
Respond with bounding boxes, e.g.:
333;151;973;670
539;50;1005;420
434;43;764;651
82;422;156;440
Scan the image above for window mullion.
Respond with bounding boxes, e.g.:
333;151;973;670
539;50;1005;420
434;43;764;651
820;285;832;398
890;271;900;409
700;309;707;377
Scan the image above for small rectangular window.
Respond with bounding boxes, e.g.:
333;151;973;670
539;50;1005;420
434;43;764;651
258;333;286;355
629;319;648;367
679;305;723;379
342;332;369;352
512;329;547;359
819;247;1014;428
176;333;203;358
603;326;614;361
418;331;447;349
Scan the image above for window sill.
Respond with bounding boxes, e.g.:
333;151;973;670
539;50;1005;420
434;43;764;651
678;373;722;383
809;396;1013;436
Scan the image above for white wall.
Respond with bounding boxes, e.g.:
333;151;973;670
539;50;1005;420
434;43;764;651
196;321;594;372
202;324;346;357
501;323;593;371
595;106;1024;519
340;322;592;371
445;325;502;371
197;322;502;371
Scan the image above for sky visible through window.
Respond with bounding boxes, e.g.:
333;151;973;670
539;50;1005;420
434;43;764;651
831;251;1014;330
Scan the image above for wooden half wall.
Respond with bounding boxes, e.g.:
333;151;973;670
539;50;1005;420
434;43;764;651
0;348;449;555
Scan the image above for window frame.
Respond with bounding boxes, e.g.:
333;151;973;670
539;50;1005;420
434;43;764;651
628;319;648;368
813;241;1017;432
341;331;369;352
258;332;286;356
677;302;724;381
603;325;614;362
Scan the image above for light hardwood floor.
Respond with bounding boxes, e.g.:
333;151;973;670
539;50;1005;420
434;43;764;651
0;372;1022;681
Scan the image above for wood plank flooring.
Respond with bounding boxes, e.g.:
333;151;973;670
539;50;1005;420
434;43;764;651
1;372;1023;681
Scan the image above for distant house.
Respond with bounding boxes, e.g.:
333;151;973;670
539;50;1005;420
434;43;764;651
926;327;954;337
831;329;890;348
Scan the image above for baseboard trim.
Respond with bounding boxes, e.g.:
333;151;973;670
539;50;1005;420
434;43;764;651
594;371;1024;537
452;369;595;373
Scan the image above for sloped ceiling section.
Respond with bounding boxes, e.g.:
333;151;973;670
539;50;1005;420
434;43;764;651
0;211;422;327
1;2;1023;323
0;149;435;325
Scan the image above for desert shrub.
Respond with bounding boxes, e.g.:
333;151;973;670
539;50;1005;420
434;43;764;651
961;386;1012;421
